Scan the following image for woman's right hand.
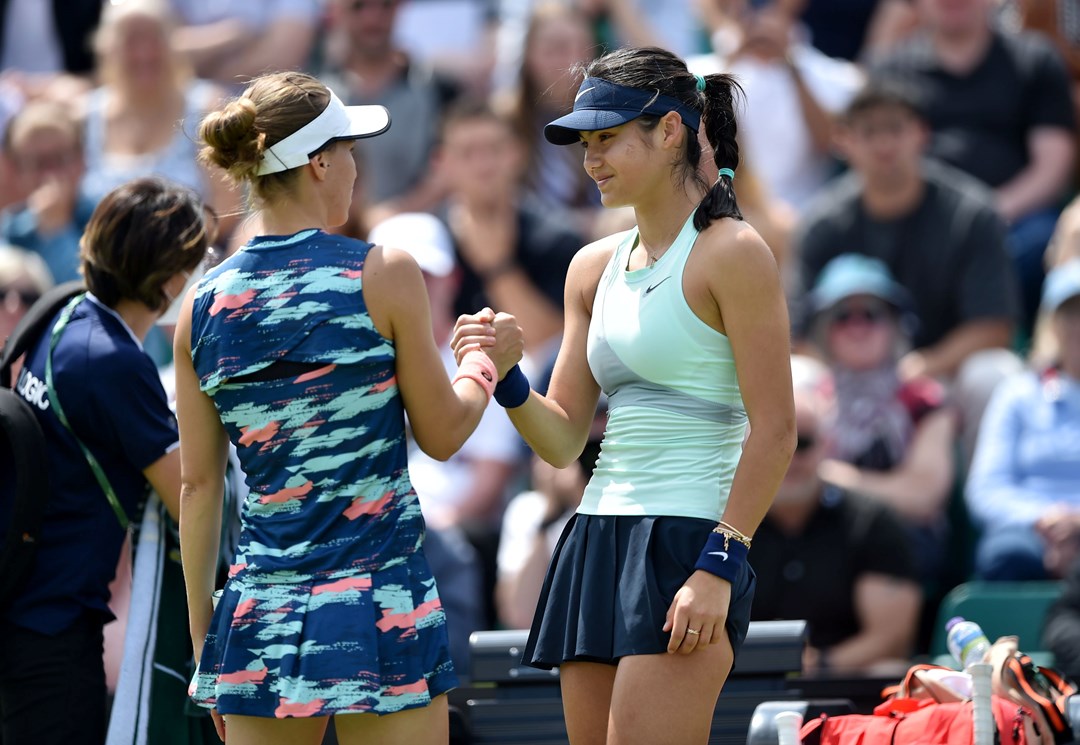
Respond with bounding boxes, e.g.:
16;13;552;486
452;308;497;363
452;308;524;379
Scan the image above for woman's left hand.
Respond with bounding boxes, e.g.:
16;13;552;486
663;570;732;654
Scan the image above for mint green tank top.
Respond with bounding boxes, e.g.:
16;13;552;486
581;212;747;521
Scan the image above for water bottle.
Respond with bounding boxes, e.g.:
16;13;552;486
945;616;991;669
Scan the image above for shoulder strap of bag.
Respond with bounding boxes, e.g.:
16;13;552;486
1003;652;1075;745
0;280;86;386
44;293;128;531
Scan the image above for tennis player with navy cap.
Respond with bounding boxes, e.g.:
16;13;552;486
175;71;524;745
453;47;797;744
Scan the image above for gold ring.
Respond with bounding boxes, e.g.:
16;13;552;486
686;628;701;635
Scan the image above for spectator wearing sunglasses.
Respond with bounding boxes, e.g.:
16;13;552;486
793;82;1027;463
749;355;922;674
806;254;956;590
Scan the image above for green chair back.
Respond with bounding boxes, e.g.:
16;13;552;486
929;580;1063;658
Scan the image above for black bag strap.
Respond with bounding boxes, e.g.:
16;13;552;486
0;280;85;386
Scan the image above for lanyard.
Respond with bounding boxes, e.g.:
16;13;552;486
45;293;129;531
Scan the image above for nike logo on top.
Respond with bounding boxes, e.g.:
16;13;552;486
575;86;595;102
644;277;671;294
708;551;729;561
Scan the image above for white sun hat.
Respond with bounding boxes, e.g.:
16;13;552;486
256;90;390;176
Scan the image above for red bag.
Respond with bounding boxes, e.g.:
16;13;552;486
800;663;1043;745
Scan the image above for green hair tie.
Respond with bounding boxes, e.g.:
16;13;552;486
694;73;707;92
717;167;735;180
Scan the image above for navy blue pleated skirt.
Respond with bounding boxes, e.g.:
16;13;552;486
522;513;756;670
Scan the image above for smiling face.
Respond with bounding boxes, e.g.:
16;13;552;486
579;118;674;209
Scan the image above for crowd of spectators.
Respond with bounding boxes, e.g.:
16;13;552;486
2;0;1080;708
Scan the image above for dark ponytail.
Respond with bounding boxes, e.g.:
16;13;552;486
694;72;743;230
581;47;744;230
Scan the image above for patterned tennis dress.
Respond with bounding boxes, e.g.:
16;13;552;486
187;229;457;718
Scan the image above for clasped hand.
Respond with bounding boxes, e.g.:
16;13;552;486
451;307;524;380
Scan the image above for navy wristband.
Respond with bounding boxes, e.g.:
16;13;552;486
494;364;531;408
693;531;748;583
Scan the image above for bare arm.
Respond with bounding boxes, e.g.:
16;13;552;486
143;448;182;523
900;318;1014;380
187;18;318;84
818;573;921;671
712;225;798;537
173;288;230;661
451;240;613;468
365;246;522;461
996;127;1075;224
818;408;957;524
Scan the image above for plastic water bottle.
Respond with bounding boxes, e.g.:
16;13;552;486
945;616;991;669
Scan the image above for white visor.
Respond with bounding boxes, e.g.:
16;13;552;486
256;90;390;176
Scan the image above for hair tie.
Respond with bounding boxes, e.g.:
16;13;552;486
694;73;707;92
717;167;735;181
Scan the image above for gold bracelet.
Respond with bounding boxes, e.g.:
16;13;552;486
712;521;752;549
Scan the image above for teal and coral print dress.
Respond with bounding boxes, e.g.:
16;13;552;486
187;229;456;718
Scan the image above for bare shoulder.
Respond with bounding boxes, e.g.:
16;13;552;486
359;243;426;338
566;230;624;307
695;218;781;284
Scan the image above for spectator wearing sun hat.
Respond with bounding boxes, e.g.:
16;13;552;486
804;254;956;594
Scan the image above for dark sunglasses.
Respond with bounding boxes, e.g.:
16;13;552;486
2;287;41;309
795;434;817;452
831;305;890;326
349;0;396;10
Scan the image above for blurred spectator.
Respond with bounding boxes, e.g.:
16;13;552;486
966;259;1080;581
439;100;580;359
872;0;1077;330
1003;0;1080;187
0;242;53;344
168;0;321;89
794;81;1021;461
805;254;956;588
749;355;922;675
788;0;918;62
392;0;498;96
492;2;601;236
690;0;865;213
320;0;462;219
79;0;241;243
0;0;104;76
0;99;95;283
368;211;524;657
583;0;706;58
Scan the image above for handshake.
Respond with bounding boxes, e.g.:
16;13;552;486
451;307;525;382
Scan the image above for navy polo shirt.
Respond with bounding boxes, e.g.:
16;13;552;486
4;294;177;635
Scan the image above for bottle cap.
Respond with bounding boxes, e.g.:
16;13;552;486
945;616;964;631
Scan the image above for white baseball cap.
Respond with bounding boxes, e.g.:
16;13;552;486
256;90;390;176
368;213;456;278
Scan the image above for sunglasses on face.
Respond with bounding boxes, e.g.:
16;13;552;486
349;0;396;10
830;304;891;327
2;287;41;311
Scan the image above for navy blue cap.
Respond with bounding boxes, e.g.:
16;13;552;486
544;77;702;146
